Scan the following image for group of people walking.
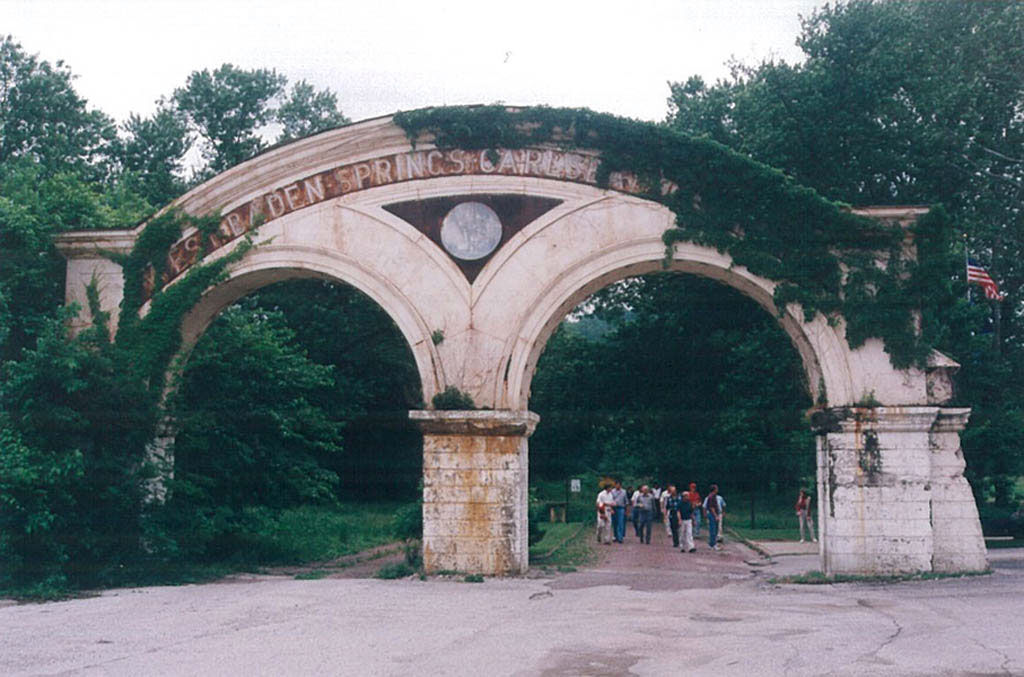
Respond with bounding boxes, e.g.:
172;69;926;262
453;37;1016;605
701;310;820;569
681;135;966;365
596;482;819;552
596;481;726;552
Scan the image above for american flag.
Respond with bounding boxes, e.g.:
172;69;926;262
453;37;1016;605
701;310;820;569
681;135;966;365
967;259;1005;300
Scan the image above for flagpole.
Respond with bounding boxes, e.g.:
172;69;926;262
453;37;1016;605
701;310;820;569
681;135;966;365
964;232;970;304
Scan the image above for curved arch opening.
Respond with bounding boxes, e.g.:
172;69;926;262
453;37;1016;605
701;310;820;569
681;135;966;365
166;275;424;563
527;271;818;552
513;255;834;411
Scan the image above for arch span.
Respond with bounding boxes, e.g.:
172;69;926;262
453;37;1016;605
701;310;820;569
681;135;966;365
54;109;986;578
170;242;441;398
502;240;849;411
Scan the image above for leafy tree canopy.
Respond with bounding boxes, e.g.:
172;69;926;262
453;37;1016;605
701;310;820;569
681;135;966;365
666;0;1024;505
0;36;116;181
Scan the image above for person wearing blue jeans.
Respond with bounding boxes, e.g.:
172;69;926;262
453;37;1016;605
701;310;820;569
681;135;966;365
687;482;702;538
633;485;655;544
611;481;628;543
704;484;721;550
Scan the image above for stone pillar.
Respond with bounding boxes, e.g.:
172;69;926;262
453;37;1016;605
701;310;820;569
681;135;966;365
815;406;987;575
410;410;539;575
54;231;135;339
930;408;988;572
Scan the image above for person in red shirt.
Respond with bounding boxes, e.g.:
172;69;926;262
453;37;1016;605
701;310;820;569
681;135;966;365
687;482;703;538
795;488;817;543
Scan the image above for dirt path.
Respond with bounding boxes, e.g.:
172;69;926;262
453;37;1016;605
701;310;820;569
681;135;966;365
549;518;760;591
249;541;407;580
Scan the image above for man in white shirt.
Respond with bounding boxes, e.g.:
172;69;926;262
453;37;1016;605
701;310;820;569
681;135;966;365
595;485;616;544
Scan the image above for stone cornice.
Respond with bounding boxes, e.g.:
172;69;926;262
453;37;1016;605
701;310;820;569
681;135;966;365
53;230;137;259
410;410;539;437
848;205;930;221
819;406;942;433
933;407;972;433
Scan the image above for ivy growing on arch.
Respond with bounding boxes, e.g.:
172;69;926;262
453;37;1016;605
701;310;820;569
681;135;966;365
108;209;253;399
395;105;953;369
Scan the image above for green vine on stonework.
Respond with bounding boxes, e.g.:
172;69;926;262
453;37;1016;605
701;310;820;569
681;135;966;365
108;208;254;400
395;105;953;369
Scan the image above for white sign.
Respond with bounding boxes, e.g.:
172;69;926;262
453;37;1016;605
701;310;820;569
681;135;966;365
570;479;581;493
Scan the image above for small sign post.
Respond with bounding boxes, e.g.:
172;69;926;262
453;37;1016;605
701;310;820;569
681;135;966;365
570;479;581;493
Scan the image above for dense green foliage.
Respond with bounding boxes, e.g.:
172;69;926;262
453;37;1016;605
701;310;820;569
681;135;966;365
431;386;476;410
149;278;422;564
530;275;814;492
0;300;154;592
0;38;366;595
665;0;1024;506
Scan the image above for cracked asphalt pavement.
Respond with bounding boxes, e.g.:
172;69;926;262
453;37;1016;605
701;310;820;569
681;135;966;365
2;537;1023;676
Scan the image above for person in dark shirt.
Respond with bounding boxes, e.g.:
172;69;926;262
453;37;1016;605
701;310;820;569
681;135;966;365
704;484;721;550
664;485;686;549
678;488;696;552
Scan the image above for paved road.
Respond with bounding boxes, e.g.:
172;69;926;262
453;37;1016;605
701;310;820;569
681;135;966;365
2;530;1023;676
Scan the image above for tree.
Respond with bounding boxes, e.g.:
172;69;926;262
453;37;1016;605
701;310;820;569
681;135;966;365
666;0;1024;505
172;64;287;175
0;305;154;592
171;300;343;511
170;65;349;178
0;36;115;181
530;274;813;492
173;279;423;502
116;103;192;207
276;80;350;143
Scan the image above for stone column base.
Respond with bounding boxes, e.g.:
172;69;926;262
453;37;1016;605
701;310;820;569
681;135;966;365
815;406;987;576
410;410;538;575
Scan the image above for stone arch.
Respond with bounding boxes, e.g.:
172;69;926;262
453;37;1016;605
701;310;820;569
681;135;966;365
502;239;850;412
467;190;864;412
55;109;986;578
164;242;442;399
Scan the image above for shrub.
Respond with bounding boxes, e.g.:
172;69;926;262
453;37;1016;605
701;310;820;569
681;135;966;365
431;386;475;410
391;502;422;541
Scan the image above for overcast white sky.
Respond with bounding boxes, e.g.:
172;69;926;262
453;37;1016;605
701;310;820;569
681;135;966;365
4;0;825;125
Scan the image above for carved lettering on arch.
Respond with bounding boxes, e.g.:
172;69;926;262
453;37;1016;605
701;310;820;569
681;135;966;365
150;147;652;298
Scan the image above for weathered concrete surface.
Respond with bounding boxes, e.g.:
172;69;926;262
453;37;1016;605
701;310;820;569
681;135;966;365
2;548;1022;676
817;407;987;576
413;410;538;575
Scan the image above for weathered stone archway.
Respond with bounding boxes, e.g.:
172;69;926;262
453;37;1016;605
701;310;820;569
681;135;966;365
57;109;987;577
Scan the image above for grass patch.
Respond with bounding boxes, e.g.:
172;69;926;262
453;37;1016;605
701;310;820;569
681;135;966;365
529;522;597;568
770;569;992;585
241;503;406;564
529;522;582;558
464;574;484;583
729;525;802;541
375;562;415;579
2;502;416;601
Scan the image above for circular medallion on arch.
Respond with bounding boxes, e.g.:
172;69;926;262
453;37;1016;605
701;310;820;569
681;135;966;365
440;202;503;261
